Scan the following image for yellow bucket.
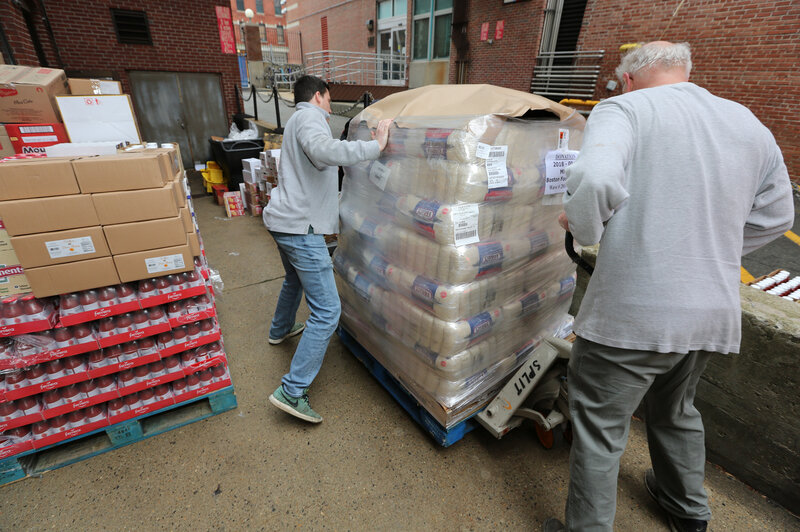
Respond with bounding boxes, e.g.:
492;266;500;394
201;161;225;193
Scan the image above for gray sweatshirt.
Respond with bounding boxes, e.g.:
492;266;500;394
564;82;794;354
263;102;381;234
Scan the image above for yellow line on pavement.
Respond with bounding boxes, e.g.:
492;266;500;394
785;230;800;247
741;267;755;284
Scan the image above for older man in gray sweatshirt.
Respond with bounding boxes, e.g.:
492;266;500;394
543;42;794;532
263;75;390;423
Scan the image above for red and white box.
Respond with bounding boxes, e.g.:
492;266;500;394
0;426;35;459
4;123;68;155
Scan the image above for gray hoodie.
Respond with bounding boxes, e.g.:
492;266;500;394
263;102;380;234
564;82;794;354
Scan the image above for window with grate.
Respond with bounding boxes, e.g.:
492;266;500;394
277;25;285;45
110;9;152;45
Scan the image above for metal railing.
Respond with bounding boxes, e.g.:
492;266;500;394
531;50;605;100
305;50;407;86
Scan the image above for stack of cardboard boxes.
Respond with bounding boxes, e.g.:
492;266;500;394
240;152;278;218
0;149;199;297
0;64;125;158
0;148;235;463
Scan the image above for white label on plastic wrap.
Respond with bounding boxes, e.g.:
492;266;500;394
452;204;480;246
557;128;570;151
145;254;186;274
368;161;391;190
475;142;492;159
485;145;509;189
544;150;579;195
19;125;54;134
45;236;95;258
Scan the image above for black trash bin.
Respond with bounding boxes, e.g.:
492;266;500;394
209;138;265;191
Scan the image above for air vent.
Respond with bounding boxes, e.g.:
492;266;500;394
110;9;152;45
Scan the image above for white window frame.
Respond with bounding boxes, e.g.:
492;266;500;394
412;1;452;62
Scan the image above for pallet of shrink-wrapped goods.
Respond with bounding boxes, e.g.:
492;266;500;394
334;84;585;431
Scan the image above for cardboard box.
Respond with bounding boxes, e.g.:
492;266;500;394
103;216;187;255
179;207;194;233
0;158;80;201
67;78;122;95
56;94;141;144
0;125;15;158
72;153;169;193
188;231;201;256
172;178;187;207
92;184;179;225
0;220;13;251
0;65;69;123
4;123;69;155
0;248;31;296
24;257;120;297
113;242;193;283
224;191;245;217
0;194;99;236
10;226;109;268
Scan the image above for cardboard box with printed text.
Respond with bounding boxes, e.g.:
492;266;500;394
0;65;69;123
113;242;194;283
10;226;109;268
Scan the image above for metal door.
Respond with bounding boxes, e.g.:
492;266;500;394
129;71;228;168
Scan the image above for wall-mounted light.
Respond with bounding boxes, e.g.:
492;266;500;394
366;19;374;32
245;8;254;21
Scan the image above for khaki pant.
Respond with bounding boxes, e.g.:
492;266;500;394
565;337;712;530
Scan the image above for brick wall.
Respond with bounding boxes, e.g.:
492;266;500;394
288;0;377;57
228;0;285;49
0;2;40;66
447;0;545;93
578;0;800;181
1;0;242;121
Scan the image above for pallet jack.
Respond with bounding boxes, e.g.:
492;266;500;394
477;233;593;447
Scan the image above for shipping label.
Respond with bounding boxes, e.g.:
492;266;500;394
544;150;579;195
45;236;95;259
485;145;509;189
145;253;186;274
451;203;480;246
368;161;391;190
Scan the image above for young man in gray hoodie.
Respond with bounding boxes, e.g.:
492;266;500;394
543;42;794;531
263;75;391;423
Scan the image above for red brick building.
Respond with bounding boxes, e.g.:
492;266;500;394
451;0;799;181
0;0;243;165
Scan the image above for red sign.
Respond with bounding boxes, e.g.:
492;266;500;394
216;6;236;54
495;20;505;40
480;22;490;41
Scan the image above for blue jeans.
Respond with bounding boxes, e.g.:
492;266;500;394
269;231;341;398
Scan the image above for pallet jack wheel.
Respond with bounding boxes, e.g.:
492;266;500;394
535;423;555;449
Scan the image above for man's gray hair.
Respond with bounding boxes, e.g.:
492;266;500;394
615;42;692;83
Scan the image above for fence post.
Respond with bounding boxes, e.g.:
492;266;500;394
273;85;283;133
252;85;258;121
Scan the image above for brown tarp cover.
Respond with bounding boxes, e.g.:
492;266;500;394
357;84;577;123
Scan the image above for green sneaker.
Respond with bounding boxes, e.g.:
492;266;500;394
269;322;305;345
269;385;322;423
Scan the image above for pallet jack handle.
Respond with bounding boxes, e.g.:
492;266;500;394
565;232;594;276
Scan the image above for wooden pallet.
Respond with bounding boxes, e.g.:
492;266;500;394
337;327;478;447
0;386;237;486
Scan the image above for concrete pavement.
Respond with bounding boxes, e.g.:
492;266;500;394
1;187;797;530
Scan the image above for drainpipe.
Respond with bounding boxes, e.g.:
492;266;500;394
39;0;65;69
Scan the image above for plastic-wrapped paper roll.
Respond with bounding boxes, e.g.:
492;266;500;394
347;157;544;205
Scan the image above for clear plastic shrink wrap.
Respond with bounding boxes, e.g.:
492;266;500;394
335;85;585;427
